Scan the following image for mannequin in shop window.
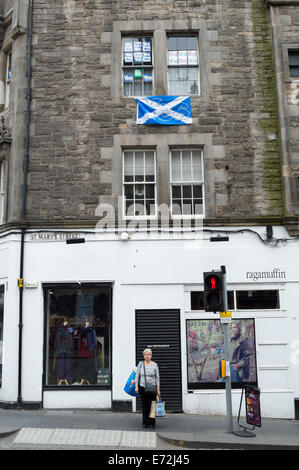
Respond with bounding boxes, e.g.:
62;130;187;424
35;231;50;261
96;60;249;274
54;318;74;385
74;319;97;385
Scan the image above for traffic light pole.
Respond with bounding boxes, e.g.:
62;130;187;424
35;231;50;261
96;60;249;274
221;265;233;434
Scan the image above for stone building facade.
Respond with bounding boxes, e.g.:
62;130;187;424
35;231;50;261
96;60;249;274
0;0;298;419
1;0;293;227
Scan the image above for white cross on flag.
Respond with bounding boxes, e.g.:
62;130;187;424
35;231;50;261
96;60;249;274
136;96;192;125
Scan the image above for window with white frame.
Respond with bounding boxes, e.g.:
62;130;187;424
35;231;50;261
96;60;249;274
4;51;11;109
0;160;7;224
167;36;199;95
122;36;153;97
170;149;204;217
123;149;156;217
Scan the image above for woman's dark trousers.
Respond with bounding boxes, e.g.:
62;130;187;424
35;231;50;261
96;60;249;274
139;386;156;427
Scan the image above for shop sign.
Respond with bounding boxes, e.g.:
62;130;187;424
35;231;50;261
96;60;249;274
245;268;286;282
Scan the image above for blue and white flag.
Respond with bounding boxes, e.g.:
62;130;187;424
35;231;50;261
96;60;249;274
136;96;192;125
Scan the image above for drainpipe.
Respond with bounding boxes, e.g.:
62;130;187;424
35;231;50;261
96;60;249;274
17;0;33;408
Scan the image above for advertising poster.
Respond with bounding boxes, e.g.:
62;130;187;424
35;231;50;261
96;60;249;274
245;386;261;427
187;319;257;389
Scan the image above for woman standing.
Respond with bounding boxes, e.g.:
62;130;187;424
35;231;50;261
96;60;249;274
135;348;160;428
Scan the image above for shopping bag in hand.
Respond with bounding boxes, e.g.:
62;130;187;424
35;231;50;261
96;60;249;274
151;395;166;418
124;369;139;397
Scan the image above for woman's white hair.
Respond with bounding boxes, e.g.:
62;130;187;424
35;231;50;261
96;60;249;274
143;348;152;355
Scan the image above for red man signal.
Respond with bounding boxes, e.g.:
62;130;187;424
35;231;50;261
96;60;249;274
203;271;225;312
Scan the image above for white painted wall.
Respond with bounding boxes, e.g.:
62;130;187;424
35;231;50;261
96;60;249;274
0;226;297;418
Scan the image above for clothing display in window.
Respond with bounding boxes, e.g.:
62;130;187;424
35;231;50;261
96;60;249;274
74;325;98;384
54;323;74;384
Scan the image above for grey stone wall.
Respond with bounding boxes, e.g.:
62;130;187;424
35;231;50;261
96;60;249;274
24;0;284;226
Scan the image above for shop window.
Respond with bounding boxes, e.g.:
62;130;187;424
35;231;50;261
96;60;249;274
170;149;204;217
44;284;112;387
288;50;299;78
123;149;156;217
122;36;153;97
0;160;7;224
236;290;280;310
167;35;199;95
191;291;234;310
0;285;3;387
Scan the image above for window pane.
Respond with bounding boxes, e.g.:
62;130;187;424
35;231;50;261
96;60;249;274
146;199;155;216
145;184;155;198
168;67;179;80
188;68;198;80
178;68;188;81
135;152;144;181
145;151;155;181
193;200;203;215
134;202;145;216
193;185;202;198
124;184;134;199
187;37;197;50
179;81;189;95
169;81;180;95
192;151;202;181
172;185;181;198
182;200;192;215
182;151;192;181
168;37;177;51
183;185;192;198
124;82;133;97
134;80;142;96
171;151;181;181
126;200;134;216
124;152;134;182
290;67;299;78
289;51;299;65
172;200;182;215
135;184;145;199
144;81;152;95
45;286;111;386
236;290;280;309
178;37;187;51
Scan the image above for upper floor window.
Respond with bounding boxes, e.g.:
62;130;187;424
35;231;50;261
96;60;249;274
123;149;156;218
167;36;199;95
4;51;11;109
288;50;299;78
122;36;153;97
0;160;7;224
170;149;204;217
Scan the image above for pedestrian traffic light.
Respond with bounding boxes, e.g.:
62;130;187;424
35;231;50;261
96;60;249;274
203;271;225;312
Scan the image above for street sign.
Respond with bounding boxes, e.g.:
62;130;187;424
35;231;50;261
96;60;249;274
220;311;232;323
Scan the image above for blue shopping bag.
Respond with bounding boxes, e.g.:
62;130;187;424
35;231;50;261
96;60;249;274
124;369;139;397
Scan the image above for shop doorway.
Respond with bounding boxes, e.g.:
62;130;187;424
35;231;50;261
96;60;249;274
135;309;182;412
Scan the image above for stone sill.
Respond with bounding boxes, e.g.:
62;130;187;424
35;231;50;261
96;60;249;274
265;0;299;6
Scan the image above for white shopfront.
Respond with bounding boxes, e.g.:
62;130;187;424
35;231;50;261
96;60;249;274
0;225;298;419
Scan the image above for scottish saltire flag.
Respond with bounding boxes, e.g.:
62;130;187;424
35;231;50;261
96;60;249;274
136;96;192;125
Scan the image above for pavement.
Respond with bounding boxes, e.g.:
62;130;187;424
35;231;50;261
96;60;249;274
0;409;298;450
